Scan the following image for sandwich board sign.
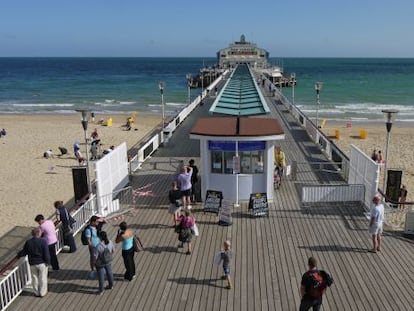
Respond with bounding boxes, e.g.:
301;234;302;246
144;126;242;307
248;192;269;217
204;190;223;214
218;200;232;226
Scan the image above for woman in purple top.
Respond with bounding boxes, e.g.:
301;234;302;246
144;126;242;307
177;166;193;210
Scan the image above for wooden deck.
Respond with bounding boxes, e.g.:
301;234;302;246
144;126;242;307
8;83;414;311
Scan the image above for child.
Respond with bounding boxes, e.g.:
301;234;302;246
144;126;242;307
220;240;232;289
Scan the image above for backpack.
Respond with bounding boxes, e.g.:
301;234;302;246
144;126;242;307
100;246;112;265
81;226;91;245
307;271;330;297
320;270;334;287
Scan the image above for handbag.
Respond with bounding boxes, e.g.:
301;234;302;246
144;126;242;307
191;223;199;236
133;233;144;252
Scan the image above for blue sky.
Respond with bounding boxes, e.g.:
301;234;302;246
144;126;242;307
1;0;413;57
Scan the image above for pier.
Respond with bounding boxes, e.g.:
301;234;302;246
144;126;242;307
2;69;414;311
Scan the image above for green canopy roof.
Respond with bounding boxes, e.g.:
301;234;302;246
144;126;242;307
209;64;270;116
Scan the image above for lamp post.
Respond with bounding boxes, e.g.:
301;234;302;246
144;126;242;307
381;109;399;192
158;81;165;130
291;72;296;105
315;82;323;127
76;109;91;193
186;73;192;105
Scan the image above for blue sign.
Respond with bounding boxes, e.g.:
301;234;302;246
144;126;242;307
208;141;265;151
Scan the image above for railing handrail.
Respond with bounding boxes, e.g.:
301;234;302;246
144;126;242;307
0;193;91;276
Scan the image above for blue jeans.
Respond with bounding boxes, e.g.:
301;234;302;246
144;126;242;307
97;264;114;292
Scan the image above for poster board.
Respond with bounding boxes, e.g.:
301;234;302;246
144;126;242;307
218;200;232;226
248;192;269;217
204;190;223;214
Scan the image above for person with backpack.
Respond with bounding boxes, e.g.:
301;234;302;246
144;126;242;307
93;231;115;295
84;216;100;278
299;257;333;311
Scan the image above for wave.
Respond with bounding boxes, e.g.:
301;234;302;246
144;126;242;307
12;103;74;107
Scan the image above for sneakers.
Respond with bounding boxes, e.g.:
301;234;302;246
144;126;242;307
187;205;192;210
105;286;113;290
226;284;232;289
186;251;191;255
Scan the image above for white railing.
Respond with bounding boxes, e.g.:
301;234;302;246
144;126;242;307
0;258;31;310
0;194;97;311
128;71;228;173
301;184;366;206
0;69;226;310
272;87;350;180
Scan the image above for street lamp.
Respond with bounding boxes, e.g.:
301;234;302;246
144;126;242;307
76;109;91;193
291;72;296;106
186;73;192;105
158;81;165;129
315;82;323;127
381;109;399;192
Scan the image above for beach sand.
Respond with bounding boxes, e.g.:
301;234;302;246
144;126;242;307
0;113;161;237
321;121;414;202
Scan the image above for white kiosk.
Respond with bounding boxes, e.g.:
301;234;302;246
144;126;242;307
190;116;284;203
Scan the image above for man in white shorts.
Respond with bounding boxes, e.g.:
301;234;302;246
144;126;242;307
369;195;384;253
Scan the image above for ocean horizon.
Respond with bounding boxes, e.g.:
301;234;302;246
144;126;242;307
1;57;414;121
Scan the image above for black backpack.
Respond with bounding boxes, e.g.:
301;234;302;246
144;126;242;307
320;270;333;287
81;226;91;245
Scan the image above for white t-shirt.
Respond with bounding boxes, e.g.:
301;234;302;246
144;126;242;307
370;203;385;226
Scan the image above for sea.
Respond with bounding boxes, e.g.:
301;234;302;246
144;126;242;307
1;57;414;121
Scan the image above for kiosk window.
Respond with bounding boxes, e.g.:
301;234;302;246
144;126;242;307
211;151;223;173
212;150;263;174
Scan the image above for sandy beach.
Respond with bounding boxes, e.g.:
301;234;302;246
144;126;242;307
0;113;160;237
321;121;414;201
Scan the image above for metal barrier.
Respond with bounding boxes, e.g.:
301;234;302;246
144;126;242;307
98;187;133;217
301;184;366;207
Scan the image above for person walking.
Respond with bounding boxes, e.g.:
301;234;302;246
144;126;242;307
188;159;199;203
299;257;333;311
17;228;51;297
168;181;183;226
177;165;193;210
274;146;286;184
115;222;136;281
176;210;195;255
94;231;115;295
219;240;232;289
399;185;408;209
369;195;385;253
54;200;77;253
35;214;59;271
